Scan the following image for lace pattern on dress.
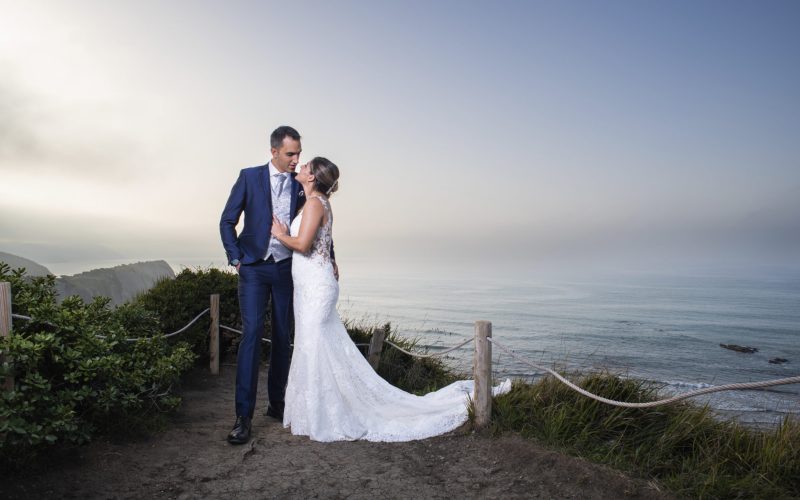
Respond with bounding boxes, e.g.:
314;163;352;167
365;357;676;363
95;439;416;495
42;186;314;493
306;195;333;265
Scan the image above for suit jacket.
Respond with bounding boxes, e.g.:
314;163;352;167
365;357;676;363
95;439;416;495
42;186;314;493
220;165;305;266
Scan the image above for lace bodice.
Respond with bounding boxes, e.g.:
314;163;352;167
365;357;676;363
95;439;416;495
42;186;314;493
290;194;332;266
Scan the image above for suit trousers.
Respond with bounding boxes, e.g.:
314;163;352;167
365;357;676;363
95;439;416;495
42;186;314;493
235;258;293;418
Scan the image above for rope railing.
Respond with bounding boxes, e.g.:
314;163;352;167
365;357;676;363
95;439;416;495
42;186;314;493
12;309;211;342
160;308;210;339
489;337;800;408
383;337;474;358
12;308;372;347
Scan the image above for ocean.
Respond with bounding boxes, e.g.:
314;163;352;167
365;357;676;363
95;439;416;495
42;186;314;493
39;258;800;427
336;268;800;428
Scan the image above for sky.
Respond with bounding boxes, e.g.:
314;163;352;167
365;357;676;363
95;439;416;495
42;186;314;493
1;0;799;277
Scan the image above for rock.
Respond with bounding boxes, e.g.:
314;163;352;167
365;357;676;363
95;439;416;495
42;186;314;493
768;357;789;364
719;344;758;354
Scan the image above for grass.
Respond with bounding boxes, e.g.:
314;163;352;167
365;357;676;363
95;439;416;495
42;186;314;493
489;373;800;499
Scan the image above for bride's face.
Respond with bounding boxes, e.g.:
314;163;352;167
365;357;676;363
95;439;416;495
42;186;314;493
296;162;315;185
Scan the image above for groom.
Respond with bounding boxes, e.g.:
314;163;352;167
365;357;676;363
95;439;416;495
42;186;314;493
220;125;305;445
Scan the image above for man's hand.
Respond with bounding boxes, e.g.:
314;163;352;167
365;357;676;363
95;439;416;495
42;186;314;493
236;263;241;272
332;261;339;281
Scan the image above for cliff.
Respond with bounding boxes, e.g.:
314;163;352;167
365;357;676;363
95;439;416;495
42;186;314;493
55;260;175;305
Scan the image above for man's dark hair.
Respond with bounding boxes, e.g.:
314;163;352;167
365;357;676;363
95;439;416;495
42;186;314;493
270;126;301;149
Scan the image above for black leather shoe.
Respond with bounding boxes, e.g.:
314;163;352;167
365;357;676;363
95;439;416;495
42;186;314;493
264;402;284;421
227;416;251;445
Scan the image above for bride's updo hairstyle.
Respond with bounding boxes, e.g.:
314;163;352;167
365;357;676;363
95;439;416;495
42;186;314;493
309;156;340;196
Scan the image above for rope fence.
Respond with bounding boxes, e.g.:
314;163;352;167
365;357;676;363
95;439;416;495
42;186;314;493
382;337;473;358
11;309;211;342
161;308;210;339
2;283;798;428
488;337;800;409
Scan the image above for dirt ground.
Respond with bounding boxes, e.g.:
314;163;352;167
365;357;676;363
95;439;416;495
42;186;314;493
3;366;671;499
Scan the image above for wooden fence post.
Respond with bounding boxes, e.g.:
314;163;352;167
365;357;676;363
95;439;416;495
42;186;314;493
209;294;220;375
1;282;13;391
368;325;387;371
473;320;492;430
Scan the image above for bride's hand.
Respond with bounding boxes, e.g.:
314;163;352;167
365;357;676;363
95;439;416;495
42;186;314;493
271;216;288;238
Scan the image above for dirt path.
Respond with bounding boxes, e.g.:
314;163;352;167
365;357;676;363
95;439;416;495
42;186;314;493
4;366;671;499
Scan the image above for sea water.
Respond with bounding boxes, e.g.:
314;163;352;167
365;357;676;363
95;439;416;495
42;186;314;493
337;269;800;427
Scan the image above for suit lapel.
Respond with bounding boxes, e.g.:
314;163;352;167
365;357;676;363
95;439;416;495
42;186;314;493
259;164;272;212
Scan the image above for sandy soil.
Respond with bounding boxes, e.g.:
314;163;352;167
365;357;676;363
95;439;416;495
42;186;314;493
3;366;671;499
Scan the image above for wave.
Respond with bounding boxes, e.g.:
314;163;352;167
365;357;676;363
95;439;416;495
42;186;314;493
658;379;799;395
649;379;800;416
660;380;715;390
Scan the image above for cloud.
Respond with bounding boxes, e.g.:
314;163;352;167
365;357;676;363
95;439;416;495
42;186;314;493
0;74;148;181
0;77;40;163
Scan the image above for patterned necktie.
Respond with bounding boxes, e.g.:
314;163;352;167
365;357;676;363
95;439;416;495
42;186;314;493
275;173;287;197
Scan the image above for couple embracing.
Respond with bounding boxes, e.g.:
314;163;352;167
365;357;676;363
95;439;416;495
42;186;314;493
220;126;509;445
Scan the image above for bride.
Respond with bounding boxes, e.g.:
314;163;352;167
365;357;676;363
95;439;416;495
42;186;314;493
271;157;510;442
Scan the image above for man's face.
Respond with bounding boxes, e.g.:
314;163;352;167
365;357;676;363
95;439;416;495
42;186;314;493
271;137;302;173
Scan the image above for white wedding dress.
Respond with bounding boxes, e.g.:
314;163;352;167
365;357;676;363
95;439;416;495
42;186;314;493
283;195;511;442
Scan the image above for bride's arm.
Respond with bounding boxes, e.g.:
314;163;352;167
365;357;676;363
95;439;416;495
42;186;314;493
271;198;324;254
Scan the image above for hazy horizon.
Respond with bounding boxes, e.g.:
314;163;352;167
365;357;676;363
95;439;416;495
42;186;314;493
2;0;799;278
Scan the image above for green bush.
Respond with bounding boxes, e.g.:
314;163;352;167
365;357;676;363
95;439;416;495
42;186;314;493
0;264;195;468
134;267;243;361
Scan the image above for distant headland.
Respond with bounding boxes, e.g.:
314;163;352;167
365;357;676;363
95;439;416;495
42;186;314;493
0;251;174;305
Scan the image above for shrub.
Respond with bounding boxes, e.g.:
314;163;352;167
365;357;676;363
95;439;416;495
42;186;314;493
134;267;243;361
0;264;195;468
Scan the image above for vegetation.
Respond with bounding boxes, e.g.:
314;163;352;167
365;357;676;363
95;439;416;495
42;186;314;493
490;373;800;499
0;264;195;468
133;267;242;360
345;320;457;393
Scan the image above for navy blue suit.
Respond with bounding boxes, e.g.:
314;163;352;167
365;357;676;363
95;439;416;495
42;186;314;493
220;164;304;418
